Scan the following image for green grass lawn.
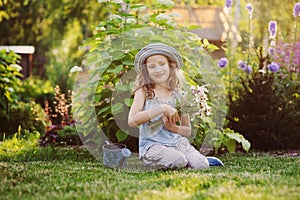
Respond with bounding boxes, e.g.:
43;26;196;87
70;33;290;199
0;147;299;200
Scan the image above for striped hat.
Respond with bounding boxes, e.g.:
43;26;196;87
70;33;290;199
134;43;183;73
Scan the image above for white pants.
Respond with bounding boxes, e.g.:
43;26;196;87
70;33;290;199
142;142;209;169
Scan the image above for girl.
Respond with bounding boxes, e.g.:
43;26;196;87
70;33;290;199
128;43;222;169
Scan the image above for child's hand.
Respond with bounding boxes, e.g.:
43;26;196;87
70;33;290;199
161;104;180;124
162;115;178;133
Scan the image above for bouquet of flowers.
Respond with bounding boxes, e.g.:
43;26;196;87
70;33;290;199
148;84;211;131
177;84;211;121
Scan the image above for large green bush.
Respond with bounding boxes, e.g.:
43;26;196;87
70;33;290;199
0;101;48;140
227;50;300;150
0;50;48;139
71;0;249;156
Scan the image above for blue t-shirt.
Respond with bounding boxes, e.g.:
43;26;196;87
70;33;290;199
139;91;189;158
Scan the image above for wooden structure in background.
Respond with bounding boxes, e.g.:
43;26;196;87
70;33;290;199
0;45;35;78
169;6;242;59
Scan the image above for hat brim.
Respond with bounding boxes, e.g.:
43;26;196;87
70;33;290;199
134;43;183;72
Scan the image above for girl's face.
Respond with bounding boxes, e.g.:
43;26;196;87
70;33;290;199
146;55;170;85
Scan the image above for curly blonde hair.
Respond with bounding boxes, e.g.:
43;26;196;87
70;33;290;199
133;56;181;99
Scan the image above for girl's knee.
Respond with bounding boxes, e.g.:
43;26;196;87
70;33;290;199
191;159;209;169
172;154;188;168
160;148;187;168
144;146;188;168
186;154;209;169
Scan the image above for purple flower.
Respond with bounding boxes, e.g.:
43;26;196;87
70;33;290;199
244;65;252;74
218;57;228;68
238;60;247;69
293;2;300;17
238;60;252;74
246;3;253;15
267;62;280;72
268;47;275;55
225;0;233;8
268;21;277;39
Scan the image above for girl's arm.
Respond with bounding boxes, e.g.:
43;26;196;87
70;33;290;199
128;88;180;127
162;115;191;137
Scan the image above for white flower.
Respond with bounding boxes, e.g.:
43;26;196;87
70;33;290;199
108;14;123;21
156;13;172;21
70;66;83;73
125;18;137;24
157;0;175;7
52;49;59;55
141;14;150;23
166;20;176;27
270;40;276;47
132;5;147;12
96;26;106;31
112;0;123;4
2;77;10;83
7;87;14;93
9;64;22;72
97;0;109;3
169;12;182;18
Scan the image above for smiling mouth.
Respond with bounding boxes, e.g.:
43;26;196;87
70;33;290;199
155;74;164;78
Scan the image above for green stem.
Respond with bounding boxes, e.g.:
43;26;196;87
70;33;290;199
225;11;232;100
247;14;252;66
291;19;299;80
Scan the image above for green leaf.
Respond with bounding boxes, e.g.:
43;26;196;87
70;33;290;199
111;102;124;115
122;60;134;66
189;25;201;30
119;13;135;18
115;84;129;91
241;140;251;152
203;39;210;46
214;140;222;154
124;98;133;107
4;91;13;102
129;81;135;90
224;139;236;153
96;105;110;116
94;93;102;102
111;51;126;61
116;129;128;142
85;51;102;64
207;44;219;51
107;65;123;74
227;132;245;143
130;4;145;9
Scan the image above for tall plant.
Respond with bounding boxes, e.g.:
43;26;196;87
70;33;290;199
223;2;300;150
72;0;230;156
